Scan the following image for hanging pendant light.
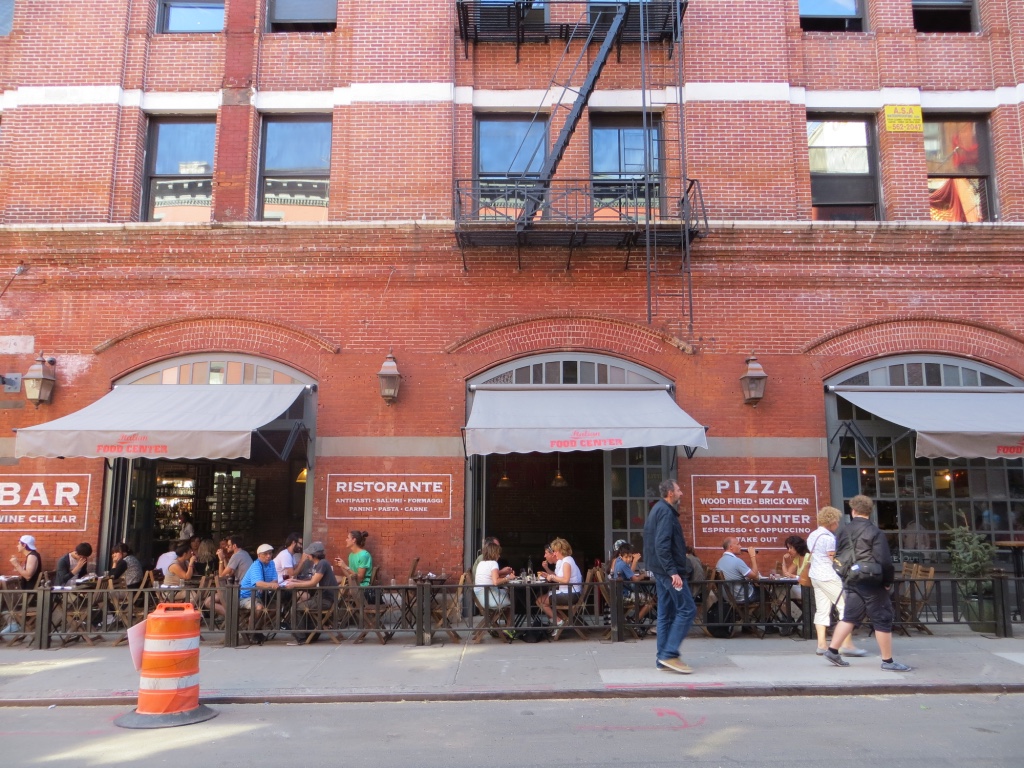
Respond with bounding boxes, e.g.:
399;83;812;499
551;453;568;488
497;457;512;488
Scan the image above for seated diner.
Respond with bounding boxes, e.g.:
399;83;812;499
473;539;515;629
536;537;583;625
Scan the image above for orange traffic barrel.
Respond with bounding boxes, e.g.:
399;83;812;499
115;603;217;729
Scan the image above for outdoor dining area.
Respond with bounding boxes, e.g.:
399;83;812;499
1;560;1019;649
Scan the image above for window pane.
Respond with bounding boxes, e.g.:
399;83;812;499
800;0;859;15
592;125;657;177
808;121;869;173
264;120;332;173
164;3;225;33
924;120;987;175
0;0;13;36
153;122;215;175
928;177;987;222
478;119;546;175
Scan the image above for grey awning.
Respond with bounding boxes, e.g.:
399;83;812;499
835;388;1024;459
15;384;308;460
464;387;708;455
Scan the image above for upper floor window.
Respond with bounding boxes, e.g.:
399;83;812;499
158;0;225;33
913;0;974;33
145;118;216;222
475;116;547;218
799;0;863;32
591;114;662;219
476;116;546;183
925;117;991;222
259;116;332;222
807;116;878;221
0;0;13;36
268;0;337;33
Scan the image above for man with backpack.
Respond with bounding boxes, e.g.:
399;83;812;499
823;494;911;672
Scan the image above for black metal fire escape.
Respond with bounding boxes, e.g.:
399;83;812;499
454;1;709;335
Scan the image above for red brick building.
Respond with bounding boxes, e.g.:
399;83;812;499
1;0;1022;578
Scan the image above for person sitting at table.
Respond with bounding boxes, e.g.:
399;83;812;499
781;535;809;616
685;546;707;602
161;543;196;589
716;538;760;604
9;535;43;590
192;539;219;578
335;530;376;602
239;544;280;611
473;539;515;631
107;542;144;589
541;544;557;576
537;537;582;626
56;542;93;587
286;541;337;610
611;540;653;621
154;541;179;580
1;535;43;636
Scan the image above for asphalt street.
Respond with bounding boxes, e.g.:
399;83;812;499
2;695;1022;767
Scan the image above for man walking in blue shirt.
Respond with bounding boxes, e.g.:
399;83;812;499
643;478;697;674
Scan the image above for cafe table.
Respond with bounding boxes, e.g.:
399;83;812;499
995;541;1024;620
399;576;459;642
755;575;801;635
505;578;557;641
52;578;103;646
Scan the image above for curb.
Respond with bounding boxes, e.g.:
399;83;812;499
4;682;1024;708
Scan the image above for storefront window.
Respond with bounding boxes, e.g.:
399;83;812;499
826;354;1023;562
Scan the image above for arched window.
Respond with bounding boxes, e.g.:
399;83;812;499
121;353;312;386
826;354;1023;560
475;352;665;387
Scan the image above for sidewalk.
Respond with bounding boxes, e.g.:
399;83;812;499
1;626;1023;706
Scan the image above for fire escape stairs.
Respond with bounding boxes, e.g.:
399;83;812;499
514;5;628;234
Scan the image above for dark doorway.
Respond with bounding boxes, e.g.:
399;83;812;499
485;451;604;572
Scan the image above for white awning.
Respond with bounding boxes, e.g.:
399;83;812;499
15;384;308;460
835;389;1024;460
463;387;708;455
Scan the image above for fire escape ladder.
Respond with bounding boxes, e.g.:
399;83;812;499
514;4;628;233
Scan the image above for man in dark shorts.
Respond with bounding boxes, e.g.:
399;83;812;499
823;494;911;672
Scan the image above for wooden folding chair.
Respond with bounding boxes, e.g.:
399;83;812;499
407;557;421;582
898;565;935;635
351;581;392;645
551;568;593;640
435;571;466;642
717;570;764;638
472;583;509;643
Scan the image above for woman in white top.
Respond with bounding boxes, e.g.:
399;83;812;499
473;539;515;631
536;537;583;624
807;506;866;657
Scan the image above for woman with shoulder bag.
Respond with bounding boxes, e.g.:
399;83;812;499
807;507;867;657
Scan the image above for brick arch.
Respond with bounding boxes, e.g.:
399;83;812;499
92;314;341;381
802;315;1024;380
446;313;694;361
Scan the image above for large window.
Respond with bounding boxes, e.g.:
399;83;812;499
144;119;216;222
267;0;337;33
259;117;332;222
158;0;224;33
475;116;547;219
913;0;974;33
925;117;991;222
591;114;662;220
807;116;878;221
827;356;1023;560
799;0;863;32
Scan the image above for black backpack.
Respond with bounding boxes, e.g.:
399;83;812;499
519;614;550;643
705;600;736;638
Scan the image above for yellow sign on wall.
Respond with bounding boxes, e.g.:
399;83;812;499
885;105;923;132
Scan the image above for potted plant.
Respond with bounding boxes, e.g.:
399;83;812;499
947;520;996;632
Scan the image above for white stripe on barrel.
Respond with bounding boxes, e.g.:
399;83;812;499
139;674;200;691
143;636;201;653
